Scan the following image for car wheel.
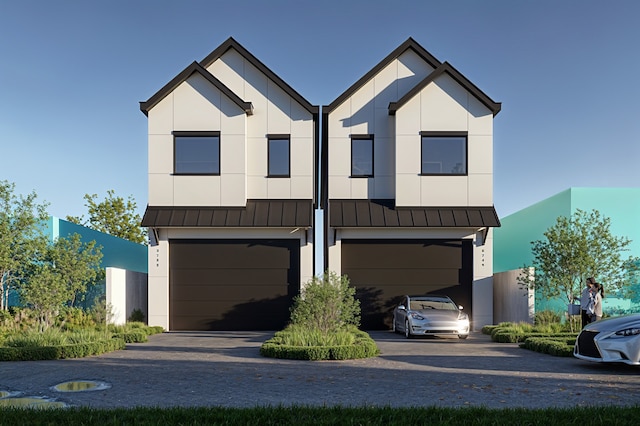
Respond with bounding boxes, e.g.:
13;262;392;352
458;334;468;339
404;320;411;339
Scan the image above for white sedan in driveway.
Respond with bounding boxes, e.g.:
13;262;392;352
392;295;470;339
574;313;640;365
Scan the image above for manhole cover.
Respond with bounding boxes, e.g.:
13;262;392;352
52;380;110;393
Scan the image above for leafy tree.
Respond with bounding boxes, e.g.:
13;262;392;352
520;209;639;309
20;233;103;331
0;181;49;311
66;190;146;244
290;271;361;333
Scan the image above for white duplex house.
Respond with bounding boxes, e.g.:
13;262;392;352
140;38;319;331
321;38;501;330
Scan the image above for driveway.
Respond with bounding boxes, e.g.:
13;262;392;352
1;331;639;409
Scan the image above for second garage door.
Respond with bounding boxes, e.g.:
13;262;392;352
341;239;473;330
169;239;300;331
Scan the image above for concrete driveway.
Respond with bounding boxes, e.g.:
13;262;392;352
1;331;639;409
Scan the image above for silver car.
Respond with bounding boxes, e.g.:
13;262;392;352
574;313;640;365
392;295;470;339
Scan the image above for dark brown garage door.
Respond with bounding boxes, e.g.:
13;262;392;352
169;239;300;331
341;239;472;330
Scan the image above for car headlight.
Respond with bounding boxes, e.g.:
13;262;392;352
410;312;424;320
615;328;640;337
458;312;468;321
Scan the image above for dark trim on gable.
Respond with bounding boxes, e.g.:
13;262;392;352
141;200;313;228
200;37;319;115
323;37;442;115
389;62;501;116
328;199;500;228
139;61;253;116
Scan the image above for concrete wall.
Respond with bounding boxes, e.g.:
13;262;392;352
493;268;534;324
106;267;149;325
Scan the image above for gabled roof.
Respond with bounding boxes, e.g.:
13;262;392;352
388;62;501;116
141;200;313;228
329;199;500;228
323;37;442;114
200;37;319;115
139;61;253;116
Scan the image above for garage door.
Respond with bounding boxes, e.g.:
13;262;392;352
169;239;300;331
341;239;472;330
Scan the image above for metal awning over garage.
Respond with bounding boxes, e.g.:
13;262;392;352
329;199;500;228
142;199;313;228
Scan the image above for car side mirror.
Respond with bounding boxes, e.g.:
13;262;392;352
398;305;406;311
458;305;464;310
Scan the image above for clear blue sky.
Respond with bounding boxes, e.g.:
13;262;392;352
1;0;639;221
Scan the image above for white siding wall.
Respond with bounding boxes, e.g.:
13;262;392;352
395;73;494;207
327;50;434;200
205;50;315;201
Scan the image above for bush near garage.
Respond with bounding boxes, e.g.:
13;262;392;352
0;319;164;361
260;272;380;360
520;337;575;357
260;325;379;360
482;321;578;356
0;337;126;361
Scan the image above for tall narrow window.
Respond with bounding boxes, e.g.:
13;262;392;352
351;135;373;177
173;131;220;175
268;135;290;177
421;132;467;175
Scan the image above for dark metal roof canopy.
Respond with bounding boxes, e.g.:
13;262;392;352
142;200;313;228
329;199;500;228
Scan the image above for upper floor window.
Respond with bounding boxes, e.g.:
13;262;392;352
420;132;467;175
173;131;220;175
268;135;290;177
351;135;373;177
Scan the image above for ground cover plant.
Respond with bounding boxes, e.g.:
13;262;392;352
0;307;163;361
0;406;639;425
482;314;578;356
261;271;379;360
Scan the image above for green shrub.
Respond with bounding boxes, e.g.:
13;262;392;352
56;307;96;331
128;308;146;323
534;309;562;326
0;337;126;361
520;337;575;357
290;271;360;333
260;326;379;361
114;330;148;343
4;328;69;347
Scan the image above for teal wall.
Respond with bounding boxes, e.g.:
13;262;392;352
494;187;640;314
45;217;147;274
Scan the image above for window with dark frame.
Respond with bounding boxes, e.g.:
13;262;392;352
420;132;467;175
351;135;374;177
173;131;220;175
268;135;290;177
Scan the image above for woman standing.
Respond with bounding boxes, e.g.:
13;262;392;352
592;283;604;322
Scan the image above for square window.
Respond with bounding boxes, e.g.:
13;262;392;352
421;133;467;175
351;136;373;177
268;136;290;177
174;132;220;175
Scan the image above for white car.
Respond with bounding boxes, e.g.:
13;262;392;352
574;314;640;365
392;295;470;339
